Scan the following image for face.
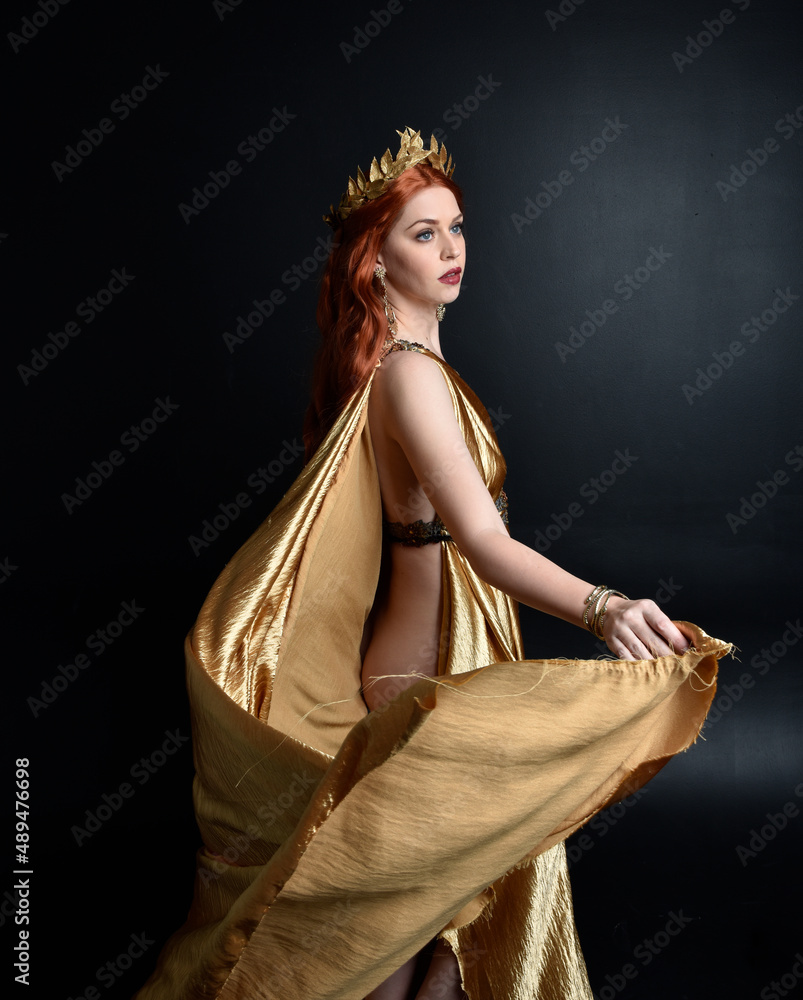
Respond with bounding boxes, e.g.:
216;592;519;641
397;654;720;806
376;186;465;315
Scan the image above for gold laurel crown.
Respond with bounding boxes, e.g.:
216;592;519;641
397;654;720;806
323;127;455;229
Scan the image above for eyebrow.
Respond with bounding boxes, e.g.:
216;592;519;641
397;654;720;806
405;214;464;231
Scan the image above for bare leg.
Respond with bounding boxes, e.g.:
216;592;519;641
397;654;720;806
365;942;436;1000
364;952;419;1000
415;939;468;1000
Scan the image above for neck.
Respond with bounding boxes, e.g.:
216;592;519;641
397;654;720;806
391;306;443;358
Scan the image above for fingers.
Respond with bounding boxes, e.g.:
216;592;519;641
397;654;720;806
604;598;693;659
640;603;692;653
606;633;663;660
674;621;696;649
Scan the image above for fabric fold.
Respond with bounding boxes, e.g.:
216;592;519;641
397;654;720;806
135;347;731;1000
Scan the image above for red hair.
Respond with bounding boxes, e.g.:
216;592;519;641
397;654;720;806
303;163;464;460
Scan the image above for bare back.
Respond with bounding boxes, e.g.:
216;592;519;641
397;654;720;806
361;349;447;709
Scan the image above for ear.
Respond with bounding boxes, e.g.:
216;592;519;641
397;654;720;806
374;256;384;271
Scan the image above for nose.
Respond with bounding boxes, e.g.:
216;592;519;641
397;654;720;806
442;231;461;258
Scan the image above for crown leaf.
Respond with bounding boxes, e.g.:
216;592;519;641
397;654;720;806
322;127;455;229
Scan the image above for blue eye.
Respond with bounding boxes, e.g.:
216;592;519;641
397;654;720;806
415;223;464;241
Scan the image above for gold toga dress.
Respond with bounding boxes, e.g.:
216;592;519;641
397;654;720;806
135;339;731;1000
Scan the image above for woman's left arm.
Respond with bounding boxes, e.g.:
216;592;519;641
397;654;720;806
377;352;691;660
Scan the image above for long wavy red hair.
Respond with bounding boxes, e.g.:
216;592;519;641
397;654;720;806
303;163;464;460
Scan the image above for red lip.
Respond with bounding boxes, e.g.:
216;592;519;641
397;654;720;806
438;267;462;284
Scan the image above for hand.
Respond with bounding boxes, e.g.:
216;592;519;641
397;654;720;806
602;597;692;660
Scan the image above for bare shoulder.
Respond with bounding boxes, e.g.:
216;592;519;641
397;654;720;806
374;348;450;403
371;349;459;449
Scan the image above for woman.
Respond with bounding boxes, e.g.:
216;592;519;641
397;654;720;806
135;130;729;1000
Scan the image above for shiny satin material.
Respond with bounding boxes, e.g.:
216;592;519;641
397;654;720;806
135;344;731;1000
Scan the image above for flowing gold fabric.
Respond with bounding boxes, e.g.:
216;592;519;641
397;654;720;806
135;345;731;1000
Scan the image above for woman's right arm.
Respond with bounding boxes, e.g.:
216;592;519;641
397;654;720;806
374;351;690;660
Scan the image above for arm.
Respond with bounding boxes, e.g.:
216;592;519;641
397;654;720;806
375;351;690;660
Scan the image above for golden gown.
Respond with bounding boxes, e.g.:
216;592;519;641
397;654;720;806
135;340;731;1000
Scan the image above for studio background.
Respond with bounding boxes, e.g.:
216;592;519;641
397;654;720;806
4;0;801;997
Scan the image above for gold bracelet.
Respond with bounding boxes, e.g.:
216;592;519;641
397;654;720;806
583;585;606;631
583;586;629;639
591;590;610;638
596;590;629;640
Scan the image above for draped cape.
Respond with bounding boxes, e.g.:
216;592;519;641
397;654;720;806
135;344;731;1000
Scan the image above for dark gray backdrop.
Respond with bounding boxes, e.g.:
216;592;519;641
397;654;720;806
4;0;802;997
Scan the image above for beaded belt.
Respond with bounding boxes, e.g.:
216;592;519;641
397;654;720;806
383;488;508;547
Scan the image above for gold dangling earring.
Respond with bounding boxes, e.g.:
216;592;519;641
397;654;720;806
374;265;398;338
436;303;445;322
